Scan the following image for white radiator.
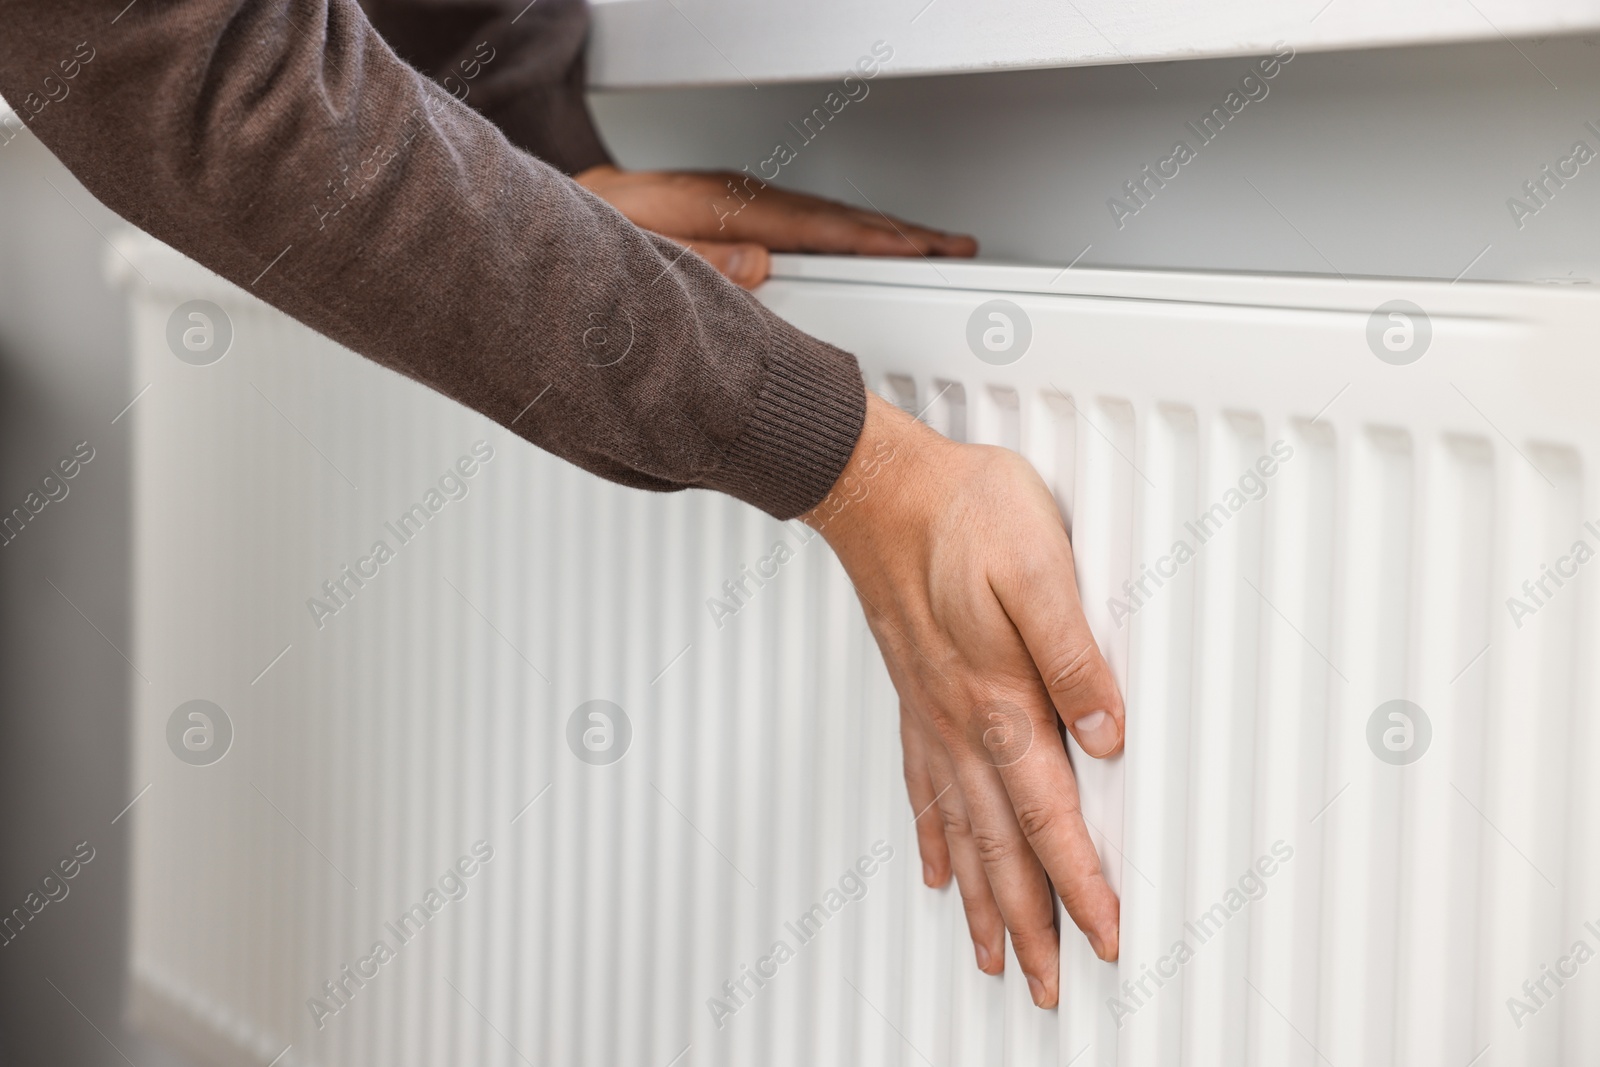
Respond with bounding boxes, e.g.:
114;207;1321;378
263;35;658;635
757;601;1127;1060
114;235;1600;1067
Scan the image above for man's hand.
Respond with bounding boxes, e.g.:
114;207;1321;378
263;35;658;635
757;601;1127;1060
574;165;978;288
804;390;1125;1009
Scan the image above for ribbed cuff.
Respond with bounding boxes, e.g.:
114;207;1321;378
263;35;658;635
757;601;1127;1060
706;327;867;520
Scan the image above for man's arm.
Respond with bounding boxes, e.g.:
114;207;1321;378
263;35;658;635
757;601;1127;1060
0;0;1125;993
0;0;859;517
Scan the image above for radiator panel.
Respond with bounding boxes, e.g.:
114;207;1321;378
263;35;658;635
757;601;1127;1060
116;240;1600;1067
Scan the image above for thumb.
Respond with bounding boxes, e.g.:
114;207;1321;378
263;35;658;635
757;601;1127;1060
995;540;1125;759
661;236;770;289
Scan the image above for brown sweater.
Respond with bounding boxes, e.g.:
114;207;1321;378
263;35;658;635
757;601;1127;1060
0;0;866;518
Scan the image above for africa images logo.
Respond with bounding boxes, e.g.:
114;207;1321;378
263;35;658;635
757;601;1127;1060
166;300;233;366
1366;300;1431;365
966;299;1032;365
566;700;632;765
166;700;233;766
1366;699;1431;765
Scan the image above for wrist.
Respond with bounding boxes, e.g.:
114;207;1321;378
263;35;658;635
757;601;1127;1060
802;390;943;563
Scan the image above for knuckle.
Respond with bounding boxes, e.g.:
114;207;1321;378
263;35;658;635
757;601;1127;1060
928;711;968;752
938;805;972;840
1044;642;1100;698
969;699;1036;767
970;827;1014;867
1007;920;1058;959
1013;799;1067;844
1054;862;1107;909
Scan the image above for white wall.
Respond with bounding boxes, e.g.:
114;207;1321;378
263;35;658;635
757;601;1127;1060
590;36;1600;284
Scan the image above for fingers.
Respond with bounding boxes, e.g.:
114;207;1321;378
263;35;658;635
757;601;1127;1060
921;735;1008;977
954;766;1061;1006
577;166;978;260
990;700;1121;962
901;703;952;888
707;184;977;258
767;202;974;258
993;529;1126;759
660;236;771;289
835;203;979;257
917;700;1072;1002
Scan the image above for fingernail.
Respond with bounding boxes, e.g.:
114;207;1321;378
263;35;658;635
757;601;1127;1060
1026;973;1046;1007
1074;710;1119;757
726;248;749;279
1087;931;1107;960
922;861;936;887
975;942;994;972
